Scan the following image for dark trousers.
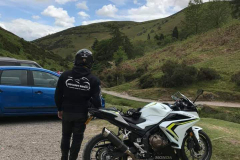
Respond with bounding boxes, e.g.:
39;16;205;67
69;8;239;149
61;113;87;160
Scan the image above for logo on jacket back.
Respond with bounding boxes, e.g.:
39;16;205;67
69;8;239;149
65;77;90;91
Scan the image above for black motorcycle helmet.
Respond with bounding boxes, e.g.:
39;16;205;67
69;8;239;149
74;49;94;69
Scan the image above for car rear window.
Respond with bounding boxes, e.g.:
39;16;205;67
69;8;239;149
20;63;40;68
0;70;27;86
0;61;19;66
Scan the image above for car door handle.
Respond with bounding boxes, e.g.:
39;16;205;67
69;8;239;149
35;91;43;94
0;89;3;93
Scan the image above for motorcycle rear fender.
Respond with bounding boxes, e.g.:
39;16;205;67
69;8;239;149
192;126;202;142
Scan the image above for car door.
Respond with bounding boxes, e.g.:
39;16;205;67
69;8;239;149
31;70;58;113
0;69;33;114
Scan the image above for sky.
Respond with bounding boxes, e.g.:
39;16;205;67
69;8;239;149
0;0;208;41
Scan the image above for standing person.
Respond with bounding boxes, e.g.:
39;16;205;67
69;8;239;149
55;49;102;160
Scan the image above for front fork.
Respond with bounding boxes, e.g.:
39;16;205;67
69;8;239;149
190;126;203;152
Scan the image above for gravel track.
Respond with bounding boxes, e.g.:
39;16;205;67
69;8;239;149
0;116;110;160
102;90;240;108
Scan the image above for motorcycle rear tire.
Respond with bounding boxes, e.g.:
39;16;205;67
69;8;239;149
82;133;126;160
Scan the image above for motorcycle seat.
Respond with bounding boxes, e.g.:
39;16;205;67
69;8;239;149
122;116;146;124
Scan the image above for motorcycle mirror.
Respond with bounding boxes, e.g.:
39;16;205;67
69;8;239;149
193;89;204;103
197;89;204;96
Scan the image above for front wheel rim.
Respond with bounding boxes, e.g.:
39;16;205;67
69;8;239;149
183;134;210;160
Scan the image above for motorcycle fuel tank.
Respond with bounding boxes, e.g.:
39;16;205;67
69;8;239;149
137;102;172;129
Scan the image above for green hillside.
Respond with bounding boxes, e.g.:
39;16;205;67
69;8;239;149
107;21;240;102
0;27;69;71
34;11;184;57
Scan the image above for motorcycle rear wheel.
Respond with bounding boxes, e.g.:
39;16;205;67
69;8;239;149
82;133;125;160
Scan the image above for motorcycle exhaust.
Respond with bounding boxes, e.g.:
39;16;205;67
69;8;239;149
102;127;138;160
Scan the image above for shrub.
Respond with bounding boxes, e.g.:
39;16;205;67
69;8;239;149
160;60;198;87
231;71;240;86
50;68;56;71
120;64;137;82
139;74;155;89
197;68;220;81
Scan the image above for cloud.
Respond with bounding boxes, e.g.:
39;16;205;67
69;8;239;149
0;0;55;9
0;23;6;29
96;4;118;18
78;11;90;19
55;0;77;5
76;1;88;10
133;0;141;5
109;0;127;5
82;19;113;25
0;18;64;41
32;15;41;20
124;0;194;22
41;5;75;27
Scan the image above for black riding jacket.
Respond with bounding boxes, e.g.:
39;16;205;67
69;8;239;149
55;66;102;115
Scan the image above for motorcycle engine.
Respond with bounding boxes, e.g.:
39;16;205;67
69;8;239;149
149;133;169;151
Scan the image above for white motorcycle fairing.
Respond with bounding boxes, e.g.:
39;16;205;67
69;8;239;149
133;102;200;149
136;102;172;129
159;117;200;149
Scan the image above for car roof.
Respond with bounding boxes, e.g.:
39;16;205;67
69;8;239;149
0;57;39;64
0;57;17;60
0;66;60;76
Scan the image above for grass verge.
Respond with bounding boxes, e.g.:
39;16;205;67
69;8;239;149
103;93;148;112
197;118;240;160
199;105;240;124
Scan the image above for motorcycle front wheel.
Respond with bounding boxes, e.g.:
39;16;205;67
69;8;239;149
82;134;126;160
180;130;212;160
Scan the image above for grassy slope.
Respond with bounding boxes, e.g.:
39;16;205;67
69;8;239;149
33;12;184;57
0;27;67;71
109;21;240;102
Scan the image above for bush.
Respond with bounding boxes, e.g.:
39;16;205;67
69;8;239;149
132;41;145;58
197;68;220;81
139;74;155;89
231;71;240;86
160;60;198;87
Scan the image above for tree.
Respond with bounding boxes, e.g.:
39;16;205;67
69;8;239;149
185;0;204;34
147;34;150;40
109;25;133;59
65;54;74;62
93;39;112;64
91;25;134;69
206;0;232;28
172;26;179;39
231;0;240;18
91;38;98;51
122;35;134;59
160;34;164;40
154;34;159;40
113;46;128;66
132;41;145;58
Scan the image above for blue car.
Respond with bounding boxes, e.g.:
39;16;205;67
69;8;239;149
0;66;60;117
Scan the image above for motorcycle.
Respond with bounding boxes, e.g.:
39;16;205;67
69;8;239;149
82;90;212;160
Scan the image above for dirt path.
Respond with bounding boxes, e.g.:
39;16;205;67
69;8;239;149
102;90;240;108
